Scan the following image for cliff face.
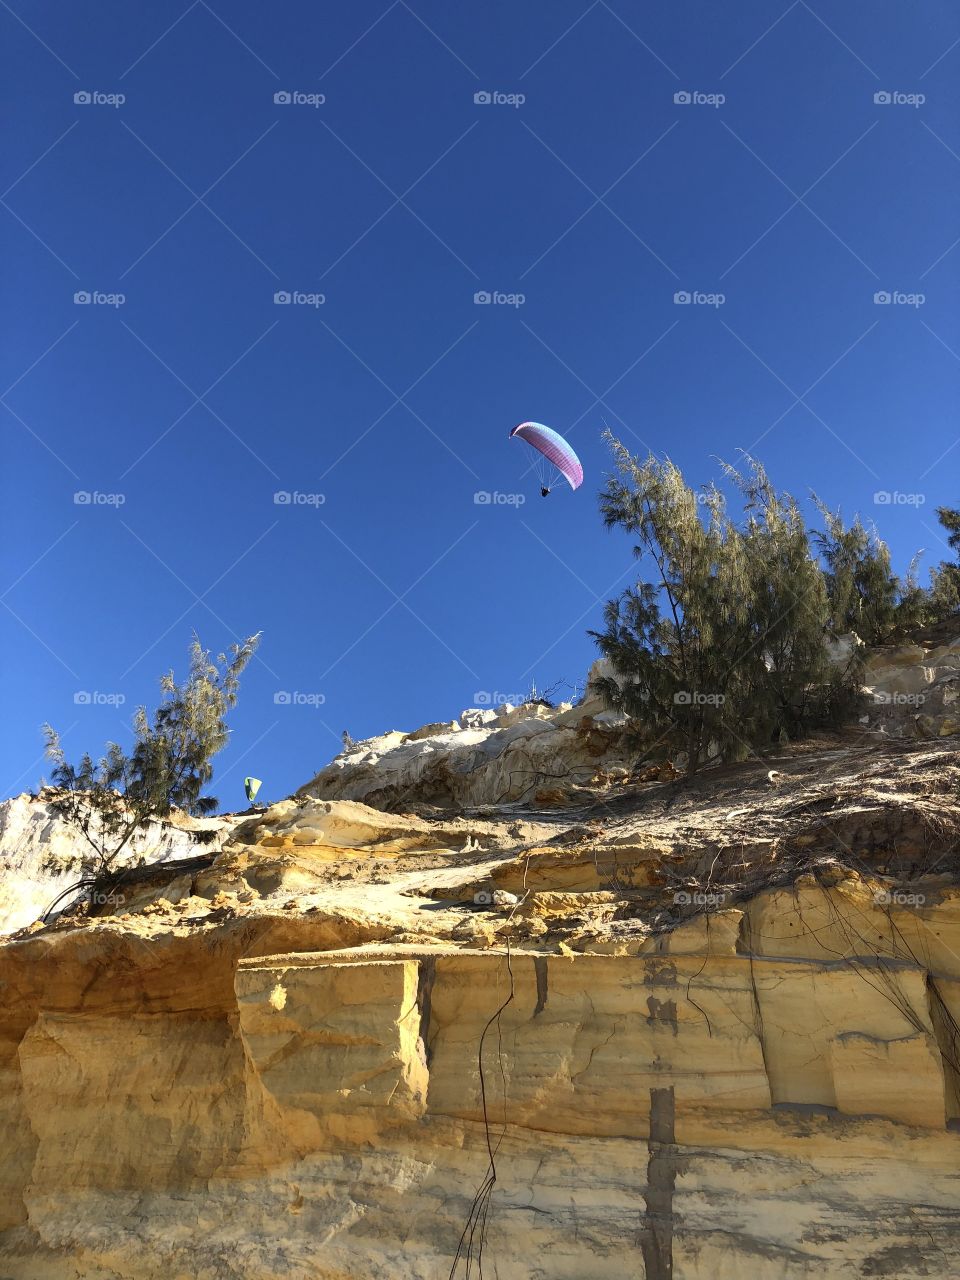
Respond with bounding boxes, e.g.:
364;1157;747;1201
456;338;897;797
2;636;960;1279
0;791;237;936
298;636;960;812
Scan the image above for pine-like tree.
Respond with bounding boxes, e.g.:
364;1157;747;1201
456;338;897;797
723;458;838;743
42;633;260;911
811;501;899;644
589;437;733;774
590;436;858;775
933;505;960;611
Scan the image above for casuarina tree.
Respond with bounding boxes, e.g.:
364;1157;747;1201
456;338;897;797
932;505;960;614
42;632;260;913
811;501;899;643
590;435;857;776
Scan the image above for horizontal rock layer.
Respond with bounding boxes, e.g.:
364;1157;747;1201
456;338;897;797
3;882;960;1277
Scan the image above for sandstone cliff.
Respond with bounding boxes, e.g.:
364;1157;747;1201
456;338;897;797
1;634;960;1279
0;790;238;936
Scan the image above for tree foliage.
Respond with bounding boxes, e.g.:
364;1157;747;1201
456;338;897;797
42;633;260;899
725;459;840;742
590;436;859;776
811;501;899;643
932;505;960;614
810;501;960;641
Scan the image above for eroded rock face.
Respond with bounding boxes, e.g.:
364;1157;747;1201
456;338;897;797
2;639;960;1278
298;714;632;813
4;891;960;1277
862;636;960;737
299;635;960;814
0;791;236;936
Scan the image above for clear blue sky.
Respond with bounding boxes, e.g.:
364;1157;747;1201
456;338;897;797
2;0;958;807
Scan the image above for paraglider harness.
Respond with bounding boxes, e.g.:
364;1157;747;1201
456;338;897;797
540;486;550;497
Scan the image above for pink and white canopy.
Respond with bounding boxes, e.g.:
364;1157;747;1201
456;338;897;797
509;421;583;491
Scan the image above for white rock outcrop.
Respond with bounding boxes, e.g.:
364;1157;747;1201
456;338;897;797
299;712;629;811
0;792;235;935
301;632;960;812
862;635;960;737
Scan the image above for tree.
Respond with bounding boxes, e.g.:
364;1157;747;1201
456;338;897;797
938;505;960;558
723;458;840;743
933;505;960;612
811;501;899;644
42;632;260;912
812;502;960;638
590;436;857;776
589;437;734;775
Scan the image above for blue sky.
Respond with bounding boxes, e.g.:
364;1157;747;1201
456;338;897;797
2;0;958;807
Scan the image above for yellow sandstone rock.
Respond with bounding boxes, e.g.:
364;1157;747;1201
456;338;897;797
3;732;960;1276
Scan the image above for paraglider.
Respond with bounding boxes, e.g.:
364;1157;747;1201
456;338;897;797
244;777;262;804
510;421;583;496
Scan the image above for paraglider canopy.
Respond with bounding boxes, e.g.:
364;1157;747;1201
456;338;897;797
510;421;583;494
244;777;262;804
